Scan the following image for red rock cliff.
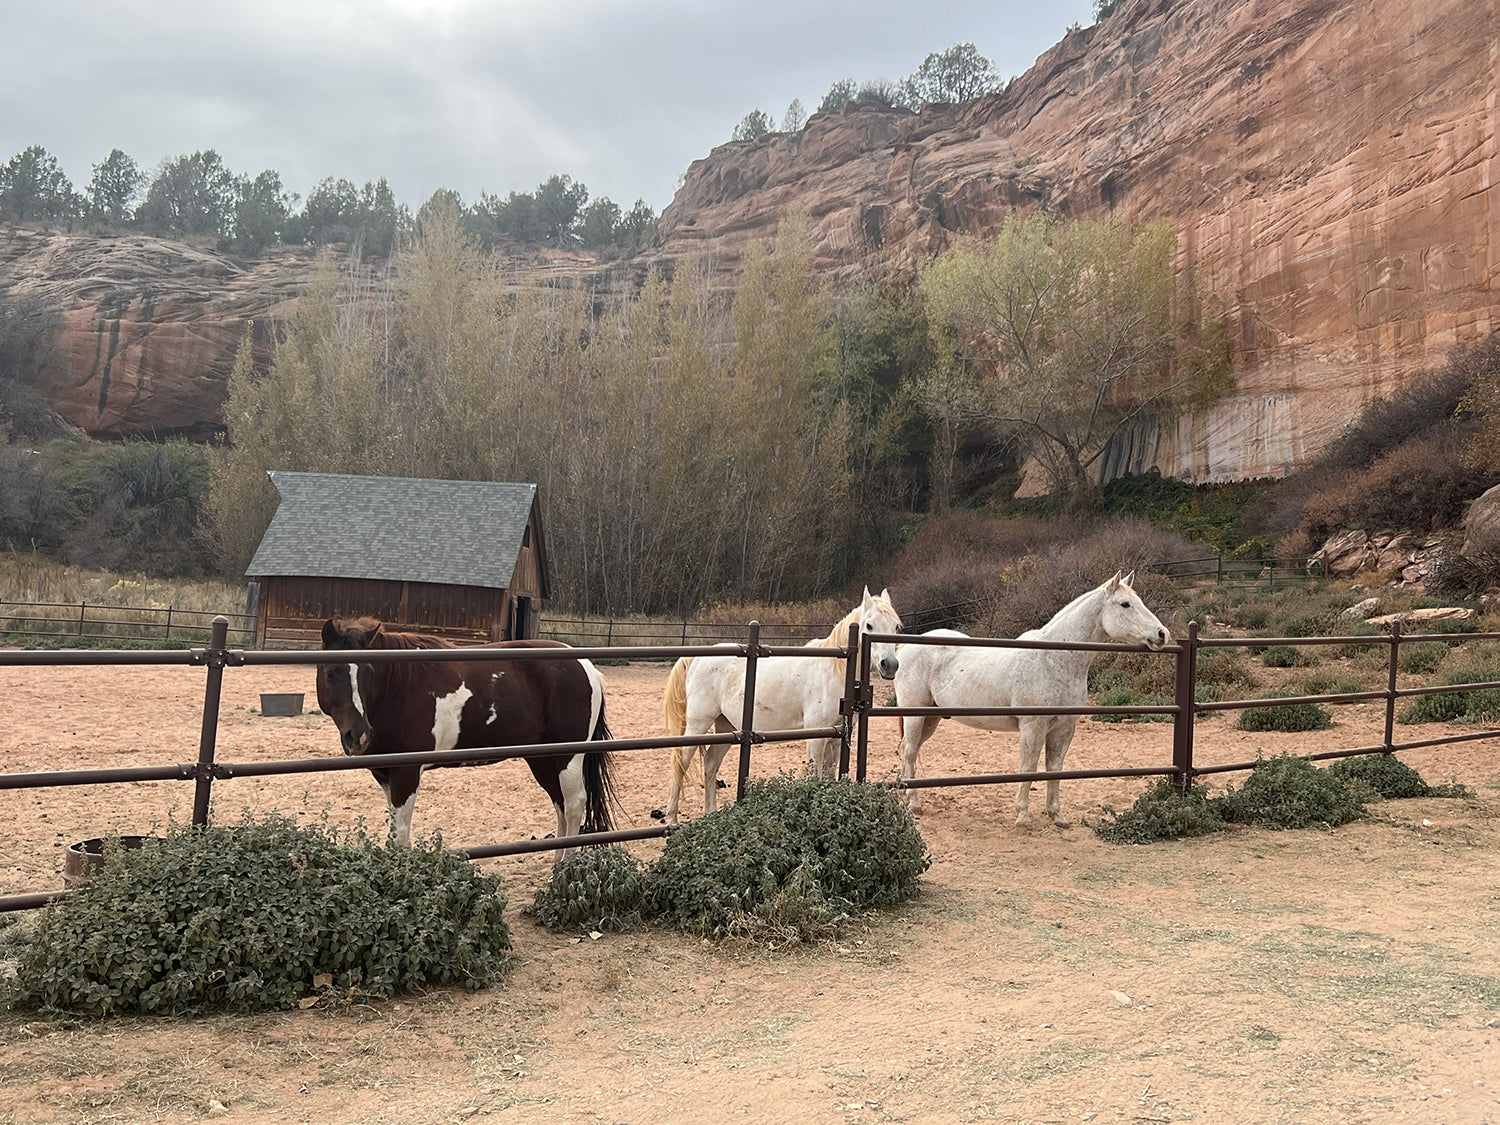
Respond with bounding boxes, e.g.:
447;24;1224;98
2;0;1495;479
655;0;1498;481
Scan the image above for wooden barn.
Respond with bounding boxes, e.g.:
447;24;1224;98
246;472;549;647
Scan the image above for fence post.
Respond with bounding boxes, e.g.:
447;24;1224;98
78;601;86;638
838;622;859;778
855;631;874;782
191;616;231;827
735;621;761;801
164;606;173;642
681;619;688;646
1383;620;1401;753
1172;621;1199;796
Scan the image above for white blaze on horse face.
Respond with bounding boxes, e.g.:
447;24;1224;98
432;682;474;756
348;664;367;721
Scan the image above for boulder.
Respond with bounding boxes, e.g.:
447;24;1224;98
1366;607;1477;627
1462;484;1500;557
1339;597;1382;621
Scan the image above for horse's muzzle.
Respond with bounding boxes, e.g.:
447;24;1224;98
877;653;900;679
1147;629;1171;651
341;728;370;755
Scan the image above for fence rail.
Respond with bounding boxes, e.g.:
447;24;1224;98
3;617;1496;912
0;599;256;646
1148;555;1324;586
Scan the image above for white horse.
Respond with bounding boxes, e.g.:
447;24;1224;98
662;587;903;824
893;571;1169;827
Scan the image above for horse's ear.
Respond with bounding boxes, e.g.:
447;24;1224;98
1106;570;1123;590
862;585;873;603
1122;570;1136;588
321;619;343;649
880;587;891;603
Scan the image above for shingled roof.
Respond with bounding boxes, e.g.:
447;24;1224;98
247;472;540;591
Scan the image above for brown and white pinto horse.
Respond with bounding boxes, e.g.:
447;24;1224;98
315;617;616;849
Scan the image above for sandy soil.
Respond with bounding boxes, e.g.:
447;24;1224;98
2;658;1499;1124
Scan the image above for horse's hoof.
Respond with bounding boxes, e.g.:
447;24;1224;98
1014;815;1032;828
1051;817;1073;829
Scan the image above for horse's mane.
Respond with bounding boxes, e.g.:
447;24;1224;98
333;618;459;691
365;627;458;651
812;595;900;648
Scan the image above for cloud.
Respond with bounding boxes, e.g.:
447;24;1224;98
3;0;1094;213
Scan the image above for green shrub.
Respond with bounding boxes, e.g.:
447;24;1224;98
10;814;511;1015
1219;755;1367;829
646;777;929;941
1411;615;1479;636
1236;693;1334;732
1261;645;1310;668
1325;754;1469;800
528;846;648;934
1229;603;1272;630
1198;647;1256;691
1273;611;1337;638
1397;668;1500;725
1094;780;1227;844
1300;673;1336;696
1399;642;1450;675
1091;687;1172;723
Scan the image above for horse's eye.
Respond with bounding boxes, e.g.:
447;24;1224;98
1120;601;1131;608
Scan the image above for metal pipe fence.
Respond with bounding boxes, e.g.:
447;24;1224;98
0;617;859;912
0;598;255;646
4;614;1498;912
854;619;1499;794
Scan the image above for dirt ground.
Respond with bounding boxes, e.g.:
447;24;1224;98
2;658;1499;1125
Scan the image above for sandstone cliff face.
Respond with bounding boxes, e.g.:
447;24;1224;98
0;230;310;439
2;0;1494;470
655;0;1498;482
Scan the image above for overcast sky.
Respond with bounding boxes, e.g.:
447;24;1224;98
6;0;1096;216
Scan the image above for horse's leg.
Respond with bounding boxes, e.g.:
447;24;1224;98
898;716;940;812
378;767;422;846
806;737;836;779
556;753;587;860
1014;719;1047;827
701;732;732;817
1043;719;1080;828
666;745;689;826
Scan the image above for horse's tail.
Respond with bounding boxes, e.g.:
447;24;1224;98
582;700;618;834
664;656;703;787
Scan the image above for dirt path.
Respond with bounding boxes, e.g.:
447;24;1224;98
2;660;1499;1124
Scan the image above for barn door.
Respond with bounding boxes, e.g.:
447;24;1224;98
512;596;534;639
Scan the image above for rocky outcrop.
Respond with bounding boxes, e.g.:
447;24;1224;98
656;0;1498;483
1310;530;1447;585
0;230;312;438
1;0;1495;454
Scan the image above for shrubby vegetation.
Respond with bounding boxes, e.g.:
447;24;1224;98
647;776;929;941
8;815;512;1015
528;846;649;934
1259;339;1500;557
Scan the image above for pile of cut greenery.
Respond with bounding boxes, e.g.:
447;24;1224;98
7;813;512;1016
1095;754;1469;844
529;778;930;945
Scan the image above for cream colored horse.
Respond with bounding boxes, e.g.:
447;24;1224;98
893;572;1169;826
662;588;902;824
